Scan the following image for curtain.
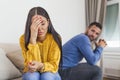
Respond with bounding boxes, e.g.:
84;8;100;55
85;0;107;27
85;0;107;68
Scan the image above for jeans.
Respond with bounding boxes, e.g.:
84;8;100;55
59;63;102;80
22;71;61;80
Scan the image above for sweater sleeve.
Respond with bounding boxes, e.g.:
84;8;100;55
41;40;61;73
76;35;103;65
19;35;42;72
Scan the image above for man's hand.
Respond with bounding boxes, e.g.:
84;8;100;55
95;39;107;48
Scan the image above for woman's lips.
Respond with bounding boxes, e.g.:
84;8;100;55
38;32;43;35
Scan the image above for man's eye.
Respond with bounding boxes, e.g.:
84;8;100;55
41;23;45;25
91;30;94;31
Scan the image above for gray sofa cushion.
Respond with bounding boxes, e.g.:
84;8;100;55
12;77;22;80
6;50;24;73
0;48;22;80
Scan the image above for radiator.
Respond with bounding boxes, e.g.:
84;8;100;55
104;68;120;78
103;52;120;79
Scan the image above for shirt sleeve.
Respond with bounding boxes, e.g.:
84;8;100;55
76;35;103;65
41;40;61;73
19;35;42;72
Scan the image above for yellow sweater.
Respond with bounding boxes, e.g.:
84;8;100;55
19;33;61;73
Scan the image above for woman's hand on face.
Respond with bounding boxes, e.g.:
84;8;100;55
30;16;42;44
28;61;44;72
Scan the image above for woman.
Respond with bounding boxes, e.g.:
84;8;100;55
19;6;62;80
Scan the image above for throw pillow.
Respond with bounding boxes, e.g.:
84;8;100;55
0;48;22;80
6;49;24;73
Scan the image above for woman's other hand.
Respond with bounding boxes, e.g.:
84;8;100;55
28;61;44;72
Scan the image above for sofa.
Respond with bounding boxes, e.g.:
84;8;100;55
0;43;24;80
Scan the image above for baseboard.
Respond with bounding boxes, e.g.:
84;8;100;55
104;75;120;80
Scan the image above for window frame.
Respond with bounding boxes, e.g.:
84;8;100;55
104;0;120;52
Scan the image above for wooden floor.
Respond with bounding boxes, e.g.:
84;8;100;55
103;77;120;80
103;78;111;80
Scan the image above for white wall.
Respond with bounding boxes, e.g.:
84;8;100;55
0;0;85;44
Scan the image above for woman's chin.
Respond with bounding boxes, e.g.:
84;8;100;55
38;34;45;38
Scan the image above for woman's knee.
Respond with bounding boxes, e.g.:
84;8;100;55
22;72;40;80
41;72;61;80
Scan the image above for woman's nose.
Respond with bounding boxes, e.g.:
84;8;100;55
38;26;41;30
38;26;43;31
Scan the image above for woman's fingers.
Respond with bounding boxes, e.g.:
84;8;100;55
28;63;37;72
30;16;44;44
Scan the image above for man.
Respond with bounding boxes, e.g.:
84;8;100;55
59;22;107;80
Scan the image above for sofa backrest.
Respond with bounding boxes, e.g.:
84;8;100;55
0;43;20;53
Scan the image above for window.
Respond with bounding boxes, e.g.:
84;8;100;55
103;0;120;51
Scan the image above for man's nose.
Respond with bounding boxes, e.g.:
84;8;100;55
92;33;97;37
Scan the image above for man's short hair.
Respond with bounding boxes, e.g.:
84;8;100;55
88;22;102;30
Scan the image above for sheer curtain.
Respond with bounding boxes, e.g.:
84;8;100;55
85;0;107;26
104;3;119;41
